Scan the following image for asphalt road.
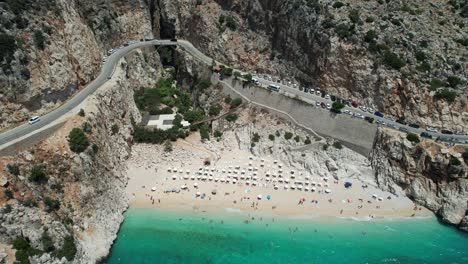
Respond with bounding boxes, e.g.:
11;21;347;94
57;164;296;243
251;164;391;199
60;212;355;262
254;77;468;144
0;39;466;148
0;40;177;147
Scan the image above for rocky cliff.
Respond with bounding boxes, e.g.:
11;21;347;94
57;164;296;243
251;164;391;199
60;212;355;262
0;50;163;263
370;128;468;230
0;0;153;130
154;0;467;131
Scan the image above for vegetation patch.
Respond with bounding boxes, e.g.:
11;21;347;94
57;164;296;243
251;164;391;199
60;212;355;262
68;128;89;153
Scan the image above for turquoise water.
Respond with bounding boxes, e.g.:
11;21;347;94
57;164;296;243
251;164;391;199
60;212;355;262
107;208;468;264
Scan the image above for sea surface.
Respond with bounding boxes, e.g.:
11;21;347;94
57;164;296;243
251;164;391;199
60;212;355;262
106;208;468;264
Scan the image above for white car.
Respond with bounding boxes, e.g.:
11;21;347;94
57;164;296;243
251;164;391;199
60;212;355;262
316;90;321;96
310;89;315;94
316;102;321;107
325;94;330;100
367;108;374;113
326;103;331;110
426;127;438;133
28;116;40;125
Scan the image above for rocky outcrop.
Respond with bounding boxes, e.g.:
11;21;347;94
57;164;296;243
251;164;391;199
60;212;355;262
370;128;468;230
154;0;467;131
0;0;153;129
0;50;163;263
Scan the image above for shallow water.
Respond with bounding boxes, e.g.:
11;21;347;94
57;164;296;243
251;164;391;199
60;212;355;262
106;208;468;264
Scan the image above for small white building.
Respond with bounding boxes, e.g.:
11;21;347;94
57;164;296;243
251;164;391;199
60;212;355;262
145;114;190;130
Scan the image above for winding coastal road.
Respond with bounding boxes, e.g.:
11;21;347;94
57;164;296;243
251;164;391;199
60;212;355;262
0;39;466;151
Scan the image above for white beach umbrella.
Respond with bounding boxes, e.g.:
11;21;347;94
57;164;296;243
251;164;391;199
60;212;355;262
372;194;378;198
197;175;201;180
284;178;290;183
220;178;225;182
305;176;310;180
261;159;265;163
232;179;237;184
186;170;190;174
209;176;213;181
226;179;230;183
181;185;187;190
240;175;245;179
249;156;253;160
252;181;257;186
202;176;207;180
266;171;270;176
173;168;177;172
325;189;331;193
297;185;303;190
305;187;309;192
191;175;195;180
265;177;270;182
194;183;199;187
317;183;322;187
273;160;278;164
151;187;156;191
241;170;246;174
222;169;226;173
214;178;219;182
183;175;189;180
324;183;329;187
196;192;201;196
278;178;284;183
257;194;262;200
290;185;296;190
311;187;316;192
323;177;329;181
274;185;279;190
290;170;295;175
284;185;289;190
167;168;172;172
253;176;258;180
172;175;177;180
245;181;250;185
254;167;258;171
311;181;317;186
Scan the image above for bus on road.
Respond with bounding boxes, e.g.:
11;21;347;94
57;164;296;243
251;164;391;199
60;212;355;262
268;84;280;92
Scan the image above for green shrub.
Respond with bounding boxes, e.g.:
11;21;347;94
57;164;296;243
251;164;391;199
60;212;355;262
184;110;204;123
284;132;293;140
365;16;375;23
225;16;237;31
429;78;445;90
252;133;260;143
230;98;243;109
332;102;345;113
68;128;89;153
43;197;60;212
200;125;210;140
383;51;406;70
322;144;329;151
450;157;461;166
78;109;85;117
462;151;468;164
29;165;47;184
13;237;42;264
34;30;46;50
268;134;275;141
196;79;211;91
348;9;360;24
416;62;431;72
304;137;311;145
41;232;55;252
20;198;37;208
332;2;344;8
406;133;420;143
4;189;13;200
209;104;222;116
364;30;377;42
214;130;223;138
92;144;99;154
6;163;20;176
111;124;119;135
333;141;343;149
53;236;77;261
224;95;232;104
415;51;426;61
164;141;172;152
0;33;17;63
3;204;12;213
294;135;301;143
82;122;92;134
447;76;464;88
335;23;354;39
434;89;457;103
233;71;241;79
225;114;238;122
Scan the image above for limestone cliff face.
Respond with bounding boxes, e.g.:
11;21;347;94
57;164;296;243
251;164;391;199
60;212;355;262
0;0;153;129
154;0;467;131
0;51;163;263
370;128;467;230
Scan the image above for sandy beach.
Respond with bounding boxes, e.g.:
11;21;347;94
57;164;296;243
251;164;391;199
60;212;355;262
125;119;431;220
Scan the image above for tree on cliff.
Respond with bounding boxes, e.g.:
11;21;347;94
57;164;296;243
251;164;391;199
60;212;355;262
68;128;89;153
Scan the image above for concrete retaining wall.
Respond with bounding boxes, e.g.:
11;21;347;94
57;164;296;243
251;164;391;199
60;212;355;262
216;77;377;156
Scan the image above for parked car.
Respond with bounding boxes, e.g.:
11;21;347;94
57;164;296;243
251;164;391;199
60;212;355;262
455;131;465;135
325;94;330;100
310;88;315;94
396;119;407;125
326;103;331;110
426;127;438;133
316;90;321;96
330;95;336;101
384;116;394;121
316;102;321;107
441;129;453;135
420;132;432;139
28;116;40;125
320;102;326;108
374;111;384;118
399;127;410;133
351;101;359;108
170;38;178;42
321;92;326;98
386;123;395;128
409;123;420;129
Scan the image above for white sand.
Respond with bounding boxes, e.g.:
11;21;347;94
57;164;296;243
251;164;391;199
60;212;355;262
125;133;431;220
